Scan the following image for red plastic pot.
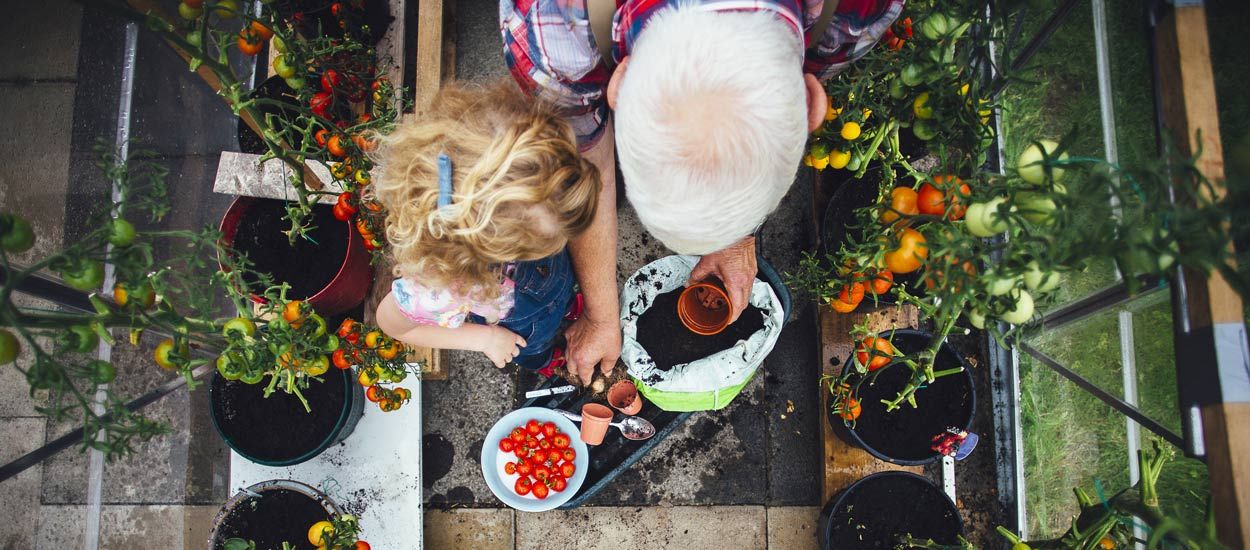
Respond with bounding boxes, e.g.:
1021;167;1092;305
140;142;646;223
218;196;374;317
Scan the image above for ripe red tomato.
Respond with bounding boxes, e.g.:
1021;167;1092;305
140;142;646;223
310;91;334;118
517;462;533;477
504;462;517;475
538;439;551;450
526;419;541;435
917;176;971;220
510;428;526;443
533;465;551;481
513;447;527;459
547;449;562;464
552;476;568;492
542;422;557;437
355;541;371;550
532;482;549;500
514;477;532;496
552;433;570;449
236;32;262;56
327;134;348;158
561;448;576;462
560;462;576;478
332;349;352;370
365;385;381;402
870;271;894;295
315;128;331;147
499;438;515;452
321;69;343;92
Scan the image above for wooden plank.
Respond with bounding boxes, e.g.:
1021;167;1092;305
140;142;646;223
413;0;445;113
1155;6;1250;547
820;303;922;502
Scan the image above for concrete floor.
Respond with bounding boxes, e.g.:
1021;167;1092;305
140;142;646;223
0;1;1000;549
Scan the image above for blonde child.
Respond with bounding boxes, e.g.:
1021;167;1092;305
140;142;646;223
373;83;600;371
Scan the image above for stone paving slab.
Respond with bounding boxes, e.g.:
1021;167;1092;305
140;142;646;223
516;505;768;550
0;417;46;550
424;508;516;550
35;504;218;550
0;83;74;267
766;506;821;550
0;0;82;81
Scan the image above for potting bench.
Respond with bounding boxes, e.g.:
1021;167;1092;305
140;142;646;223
228;375;424;548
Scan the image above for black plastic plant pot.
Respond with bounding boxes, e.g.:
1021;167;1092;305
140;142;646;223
209;479;340;550
209;366;365;466
819;170;923;303
818;471;964;550
829;329;975;465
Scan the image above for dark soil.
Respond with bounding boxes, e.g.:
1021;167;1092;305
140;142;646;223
210;369;347;463
839;331;974;462
823;473;962;549
213;487;330;550
228;199;349;300
635;289;764;371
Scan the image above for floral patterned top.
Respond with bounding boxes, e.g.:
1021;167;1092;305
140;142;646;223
391;276;516;328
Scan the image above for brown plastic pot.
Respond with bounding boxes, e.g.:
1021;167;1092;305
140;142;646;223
580;403;613;446
677;282;732;335
607;380;643;415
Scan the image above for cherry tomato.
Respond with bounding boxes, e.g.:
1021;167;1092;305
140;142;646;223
0;214;35;253
552;433;570;449
377;341;402;360
552;476;568;492
830;298;857;314
248;20;273;39
533;464;551;481
315;128;331;148
517;462;533;477
307;520;334;546
837;281;865;306
282;300;303;326
355;542;372;550
153;338;184;370
510;428;526;443
855;336;897;371
869;271;894;295
321;69;343;92
0;329;20;365
531;482;549;500
514;477;532;496
561;448;576;462
310;92;334;118
880;187;919;226
107;218;136;247
840;397;862;421
504;462;517;475
332;349;352;370
327;134;348;158
236;31;263;56
500;438;515;452
884;228;928;274
560;462;576;478
538;438;551;450
273;54;296;79
526;419;541;435
364;331;383;348
917;176;971;220
336;318;357;338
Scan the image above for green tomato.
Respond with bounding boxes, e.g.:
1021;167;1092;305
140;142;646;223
322;334;340;352
267;317;290;333
61;260;105;291
965;197;1010;237
308;313;327;338
913;119;937;141
900;64;924;87
68;324;99;353
108;219;136;247
920;13;951;40
177;2;203;19
1000;289;1035;325
273;55;296;79
987;273;1021;296
1016;139;1067;184
1017;193;1057;225
0;215;35;253
272;35;287;53
212;0;239;18
889;77;905;99
88;360;116;384
0;329;19;364
186;30;202;49
217;355;244;381
1012;543;1032;550
222;317;256;338
284;77;306;91
1023;261;1060;293
967;308;987;330
239;369;265;385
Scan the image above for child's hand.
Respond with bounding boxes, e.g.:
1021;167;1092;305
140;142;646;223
481;326;527;368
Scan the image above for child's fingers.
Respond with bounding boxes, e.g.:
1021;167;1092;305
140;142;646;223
515;335;528;348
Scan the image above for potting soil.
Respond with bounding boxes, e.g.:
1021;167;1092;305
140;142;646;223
213;487;331;550
210;369;347;462
842;332;973;462
635;289;764;370
826;474;961;549
230;199;349;300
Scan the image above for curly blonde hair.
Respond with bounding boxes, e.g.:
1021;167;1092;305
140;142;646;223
374;82;600;300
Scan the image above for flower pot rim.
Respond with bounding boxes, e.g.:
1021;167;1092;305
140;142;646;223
208;478;341;548
677;282;732;335
818;470;964;550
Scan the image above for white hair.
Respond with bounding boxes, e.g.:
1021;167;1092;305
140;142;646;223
615;6;808;255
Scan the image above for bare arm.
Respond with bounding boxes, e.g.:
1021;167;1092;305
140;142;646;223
563;119;622;384
376;292;526;368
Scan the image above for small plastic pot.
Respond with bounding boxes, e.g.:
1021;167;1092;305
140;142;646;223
579;403;613;446
677;282;732;335
607;380;642;415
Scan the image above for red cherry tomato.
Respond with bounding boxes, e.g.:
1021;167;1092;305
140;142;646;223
547;449;562;464
560;462;576;478
552;477;568;492
510;428;526;443
499;438;515;452
517;462;533;477
552;433;571;449
526;419;542;435
533;465;551;481
561;448;576;462
542;422;557;437
504;462;517;475
513;447;526;459
538;439;551;450
365;385;381;402
532;482;549;500
321;69;342;92
514;477;531;496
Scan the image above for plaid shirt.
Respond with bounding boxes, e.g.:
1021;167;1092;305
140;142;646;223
500;0;904;149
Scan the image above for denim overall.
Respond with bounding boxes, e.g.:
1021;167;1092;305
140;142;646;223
470;250;575;370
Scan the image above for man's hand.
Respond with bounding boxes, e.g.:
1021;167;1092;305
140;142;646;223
563;315;621;385
687;236;758;323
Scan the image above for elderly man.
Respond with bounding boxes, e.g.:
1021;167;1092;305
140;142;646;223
501;0;903;383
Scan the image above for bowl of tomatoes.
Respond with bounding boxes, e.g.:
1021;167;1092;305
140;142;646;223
479;406;590;512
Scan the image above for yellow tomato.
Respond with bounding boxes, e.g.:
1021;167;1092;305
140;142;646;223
840;122;862;141
828;150;851;170
913;92;933;119
307;520;334;546
883;228;928;274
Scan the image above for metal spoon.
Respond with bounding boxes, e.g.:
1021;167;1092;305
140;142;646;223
556;410;657;441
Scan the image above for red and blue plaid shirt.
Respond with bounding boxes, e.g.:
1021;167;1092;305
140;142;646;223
500;0;904;149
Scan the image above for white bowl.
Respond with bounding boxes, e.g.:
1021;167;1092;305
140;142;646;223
479;406;589;511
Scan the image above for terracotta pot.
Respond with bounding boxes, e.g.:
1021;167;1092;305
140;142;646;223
579;403;613;446
677;282;732;335
607;380;642;415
